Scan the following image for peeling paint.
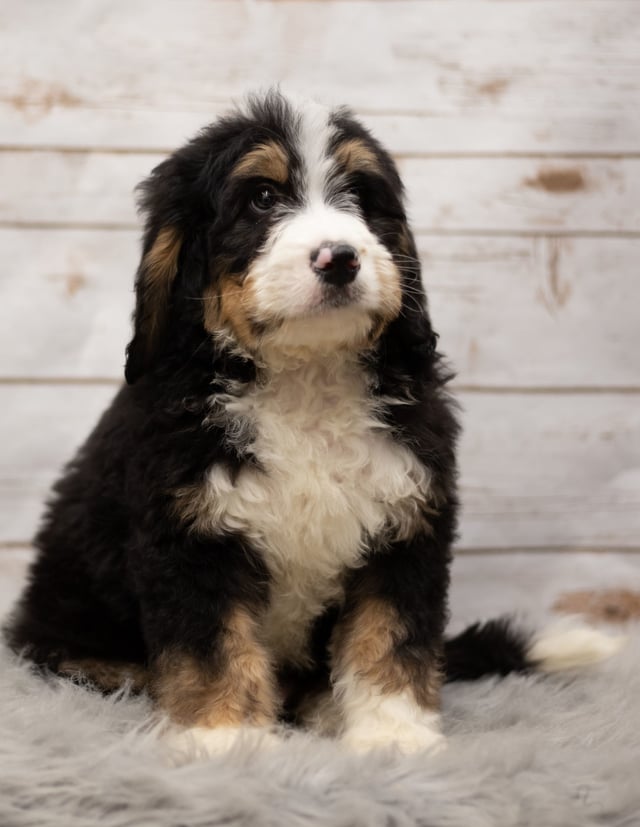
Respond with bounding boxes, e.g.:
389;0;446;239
554;589;640;623
547;239;571;309
525;167;586;194
474;77;510;100
47;271;88;298
66;273;87;297
6;78;83;116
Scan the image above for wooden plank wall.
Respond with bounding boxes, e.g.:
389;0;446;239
1;0;639;554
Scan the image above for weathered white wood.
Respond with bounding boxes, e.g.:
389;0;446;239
458;392;640;550
1;1;639;154
0;151;154;228
0;229;134;378
1;386;639;549
2;152;639;233
0;385;117;546
399;157;640;233
0;0;638;561
425;235;640;388
4;107;640;158
1;229;639;388
449;549;640;632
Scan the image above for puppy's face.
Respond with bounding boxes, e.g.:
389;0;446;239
126;93;423;381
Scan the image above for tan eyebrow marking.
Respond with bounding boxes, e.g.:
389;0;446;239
333;138;382;176
231;141;289;183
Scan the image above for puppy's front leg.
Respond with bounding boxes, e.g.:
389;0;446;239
332;529;450;755
134;531;278;758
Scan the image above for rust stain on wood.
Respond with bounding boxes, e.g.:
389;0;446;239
474;77;510;100
553;589;640;623
536;239;571;315
525;167;586;194
467;338;479;370
547;239;571;308
7;78;83;115
47;270;88;297
65;273;87;297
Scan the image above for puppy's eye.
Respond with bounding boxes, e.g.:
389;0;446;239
251;184;278;213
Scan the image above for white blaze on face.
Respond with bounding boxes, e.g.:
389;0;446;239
246;103;402;352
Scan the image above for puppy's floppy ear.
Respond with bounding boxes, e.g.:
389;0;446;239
125;158;185;384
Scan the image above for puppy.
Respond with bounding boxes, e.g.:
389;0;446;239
4;91;617;757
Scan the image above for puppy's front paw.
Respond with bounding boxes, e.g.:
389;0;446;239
342;718;446;755
340;690;445;756
162;724;284;765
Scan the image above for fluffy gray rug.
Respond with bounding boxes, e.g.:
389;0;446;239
1;623;639;827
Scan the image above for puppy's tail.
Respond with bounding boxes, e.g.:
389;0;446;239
443;616;625;683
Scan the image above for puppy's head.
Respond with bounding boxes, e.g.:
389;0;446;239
125;91;427;382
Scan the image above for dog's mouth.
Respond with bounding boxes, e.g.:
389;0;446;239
311;283;364;314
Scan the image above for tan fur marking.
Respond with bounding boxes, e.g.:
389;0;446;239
333;139;382;176
58;659;148;693
378;268;403;320
202;276;261;351
360;260;403;348
144;226;182;292
231;142;289;184
139;225;182;357
332;598;441;709
172;482;205;530
152;608;277;728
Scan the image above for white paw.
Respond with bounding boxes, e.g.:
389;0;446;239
342;718;446;755
339;687;446;756
161;724;284;765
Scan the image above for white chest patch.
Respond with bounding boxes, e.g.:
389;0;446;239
197;358;431;666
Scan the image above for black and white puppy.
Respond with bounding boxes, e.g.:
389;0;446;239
5;91;616;757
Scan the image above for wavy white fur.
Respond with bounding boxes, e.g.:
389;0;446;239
196;356;431;667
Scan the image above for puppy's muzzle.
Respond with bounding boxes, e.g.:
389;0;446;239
311;243;360;287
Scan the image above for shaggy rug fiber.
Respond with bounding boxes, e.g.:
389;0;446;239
1;619;639;827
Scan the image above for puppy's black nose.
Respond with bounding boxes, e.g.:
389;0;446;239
311;243;360;286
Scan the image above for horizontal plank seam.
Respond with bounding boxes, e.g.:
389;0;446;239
454;546;640;556
3;226;640;244
409;229;640;239
3;145;640;160
0;377;122;386
0;221;139;232
242;0;631;3
3;542;640;554
3;221;640;239
453;385;640;395
252;0;617;4
2;378;640;394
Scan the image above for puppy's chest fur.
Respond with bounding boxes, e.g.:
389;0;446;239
196;358;431;666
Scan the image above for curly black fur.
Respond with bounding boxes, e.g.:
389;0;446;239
4;92;531;733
